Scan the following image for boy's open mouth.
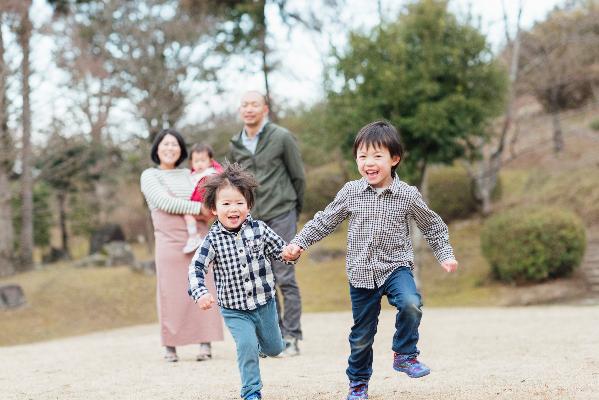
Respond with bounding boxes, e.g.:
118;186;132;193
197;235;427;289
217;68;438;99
365;170;379;179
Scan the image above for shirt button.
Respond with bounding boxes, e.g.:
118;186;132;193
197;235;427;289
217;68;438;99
245;278;249;282
247;291;252;296
238;249;244;254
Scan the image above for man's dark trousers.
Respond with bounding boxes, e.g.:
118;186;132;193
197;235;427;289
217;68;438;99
265;209;302;340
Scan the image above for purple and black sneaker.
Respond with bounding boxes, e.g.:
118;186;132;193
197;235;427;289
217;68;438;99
347;380;368;400
393;352;430;378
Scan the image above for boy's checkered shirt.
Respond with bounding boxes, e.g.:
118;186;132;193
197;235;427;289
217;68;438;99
188;214;293;310
291;176;455;289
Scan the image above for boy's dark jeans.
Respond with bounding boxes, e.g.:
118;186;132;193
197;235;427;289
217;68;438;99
346;267;423;382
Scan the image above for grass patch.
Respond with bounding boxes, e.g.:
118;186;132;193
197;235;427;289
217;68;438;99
0;264;156;346
499;166;599;225
295;224;351;312
418;218;502;306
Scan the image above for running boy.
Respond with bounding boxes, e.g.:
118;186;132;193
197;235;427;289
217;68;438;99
188;163;298;400
182;144;223;253
282;120;458;400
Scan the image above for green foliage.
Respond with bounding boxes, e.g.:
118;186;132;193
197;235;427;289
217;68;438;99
427;165;501;222
37;134;103;192
481;207;586;284
280;103;338;168
325;0;507;186
427;166;477;222
12;183;53;248
590;119;599;132
302;163;346;218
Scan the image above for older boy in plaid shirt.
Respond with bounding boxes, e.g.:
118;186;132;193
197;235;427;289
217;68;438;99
283;121;459;400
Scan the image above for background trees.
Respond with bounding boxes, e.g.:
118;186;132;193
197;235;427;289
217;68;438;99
0;9;15;276
0;0;596;277
325;0;507;188
517;2;599;154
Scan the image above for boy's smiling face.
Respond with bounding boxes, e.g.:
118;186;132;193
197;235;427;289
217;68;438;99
212;184;250;230
356;144;400;188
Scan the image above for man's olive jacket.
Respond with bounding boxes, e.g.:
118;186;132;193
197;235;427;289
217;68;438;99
228;122;305;222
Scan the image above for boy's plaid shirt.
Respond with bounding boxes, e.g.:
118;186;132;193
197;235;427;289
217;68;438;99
188;214;293;310
291;176;455;289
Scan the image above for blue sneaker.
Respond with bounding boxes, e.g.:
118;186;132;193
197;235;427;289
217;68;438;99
347;380;368;400
245;392;261;400
393;352;430;378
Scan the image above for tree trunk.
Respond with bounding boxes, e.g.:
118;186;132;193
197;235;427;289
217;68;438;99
410;162;428;289
257;0;275;121
550;108;564;154
473;1;522;215
17;3;34;271
0;14;15;277
57;191;71;259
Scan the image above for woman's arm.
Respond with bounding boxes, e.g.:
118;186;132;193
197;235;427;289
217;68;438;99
140;169;202;215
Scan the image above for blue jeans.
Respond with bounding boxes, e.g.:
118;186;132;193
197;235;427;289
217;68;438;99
346;267;423;382
221;298;285;399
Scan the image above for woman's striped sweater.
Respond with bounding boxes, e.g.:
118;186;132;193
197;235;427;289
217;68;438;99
140;167;202;215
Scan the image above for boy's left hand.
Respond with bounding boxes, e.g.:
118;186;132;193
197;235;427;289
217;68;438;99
441;259;458;273
281;244;303;261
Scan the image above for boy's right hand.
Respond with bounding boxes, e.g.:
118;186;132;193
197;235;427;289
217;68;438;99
197;293;215;310
282;244;303;261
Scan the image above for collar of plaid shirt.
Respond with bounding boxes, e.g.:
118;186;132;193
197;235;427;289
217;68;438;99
213;214;253;235
358;175;402;194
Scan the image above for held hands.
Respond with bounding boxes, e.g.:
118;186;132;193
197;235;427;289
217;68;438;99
281;244;303;261
197;293;215;310
441;259;459;273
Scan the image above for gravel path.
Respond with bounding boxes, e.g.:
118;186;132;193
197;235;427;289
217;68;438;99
2;306;598;400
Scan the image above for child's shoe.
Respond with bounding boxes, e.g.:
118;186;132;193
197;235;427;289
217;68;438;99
182;235;203;254
346;381;368;400
393;352;430;378
245;392;261;400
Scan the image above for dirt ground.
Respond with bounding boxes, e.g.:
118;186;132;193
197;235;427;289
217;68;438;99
2;306;598;400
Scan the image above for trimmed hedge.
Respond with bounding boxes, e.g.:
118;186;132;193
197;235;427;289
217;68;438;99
481;207;586;283
427;166;501;222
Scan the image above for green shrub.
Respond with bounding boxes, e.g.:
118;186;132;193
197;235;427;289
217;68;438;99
302;163;346;219
427;166;474;221
481;207;586;283
590;119;599;131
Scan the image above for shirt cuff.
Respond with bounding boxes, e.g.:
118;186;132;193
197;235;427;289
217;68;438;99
190;287;209;302
290;238;308;250
435;247;456;264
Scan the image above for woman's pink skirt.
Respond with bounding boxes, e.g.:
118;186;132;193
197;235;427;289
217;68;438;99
152;209;223;346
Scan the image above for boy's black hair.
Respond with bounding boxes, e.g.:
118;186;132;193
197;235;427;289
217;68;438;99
150;128;188;167
203;163;259;211
352;120;404;175
190;143;214;159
